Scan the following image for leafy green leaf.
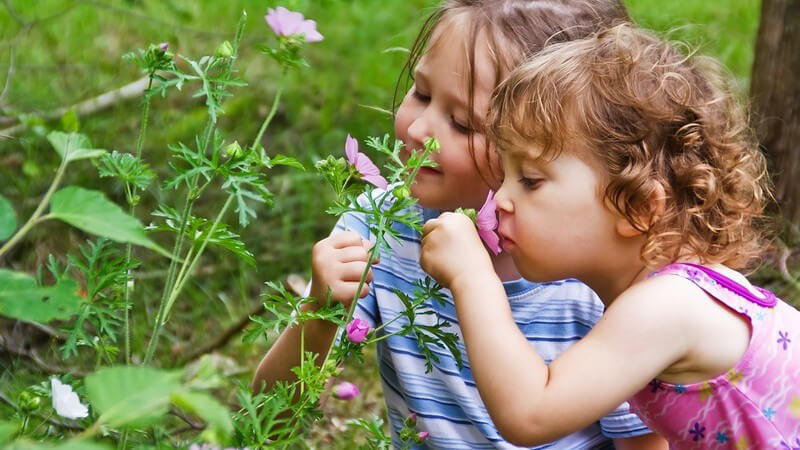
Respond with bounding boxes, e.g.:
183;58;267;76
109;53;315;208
150;205;255;266
61;109;80;132
170;390;233;441
48;187;169;257
96;151;156;191
265;154;305;171
47;131;106;163
0;269;82;323
0;194;17;241
85;366;182;428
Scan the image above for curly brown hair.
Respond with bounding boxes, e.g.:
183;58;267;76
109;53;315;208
488;24;772;270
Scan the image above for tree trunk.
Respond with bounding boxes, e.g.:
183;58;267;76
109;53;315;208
750;0;800;227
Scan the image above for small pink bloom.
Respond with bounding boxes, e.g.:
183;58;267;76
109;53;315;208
265;7;323;42
159;42;169;51
476;190;501;255
408;412;417;423
345;134;388;189
345;318;370;344
333;381;359;400
417;431;430;441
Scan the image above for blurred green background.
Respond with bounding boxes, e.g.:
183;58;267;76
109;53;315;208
0;0;768;446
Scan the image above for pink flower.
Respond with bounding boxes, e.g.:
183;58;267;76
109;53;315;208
477;190;501;255
159;42;169;52
333;381;359;400
265;7;323;42
345;318;370;344
345;134;388;189
417;431;430;442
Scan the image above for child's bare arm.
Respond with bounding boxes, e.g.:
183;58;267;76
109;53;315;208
613;434;669;450
251;231;374;392
420;213;686;446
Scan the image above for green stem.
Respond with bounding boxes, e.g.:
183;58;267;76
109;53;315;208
122;77;154;367
145;194;233;364
0;153;69;260
300;325;305;397
250;87;283;152
143;191;196;365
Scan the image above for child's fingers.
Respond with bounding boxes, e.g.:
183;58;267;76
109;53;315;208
361;239;380;265
421;218;439;236
331;231;365;248
338;245;370;263
338;261;374;283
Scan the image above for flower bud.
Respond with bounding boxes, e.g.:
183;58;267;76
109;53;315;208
333;381;359;400
159;42;169;52
404;412;417;426
215;40;234;59
224;141;243;158
18;391;41;412
393;185;411;200
416;431;430;442
345;318;370;344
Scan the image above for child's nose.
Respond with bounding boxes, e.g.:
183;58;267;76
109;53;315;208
407;109;434;147
494;183;513;213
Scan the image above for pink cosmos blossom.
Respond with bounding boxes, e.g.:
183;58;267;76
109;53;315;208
477;190;501;255
417;431;430;441
265;7;323;42
345;318;370;344
333;381;359;400
345;134;388;189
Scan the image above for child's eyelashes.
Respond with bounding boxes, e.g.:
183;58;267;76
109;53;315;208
450;116;470;134
518;176;542;190
412;89;430;102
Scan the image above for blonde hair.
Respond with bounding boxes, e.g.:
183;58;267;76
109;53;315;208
489;24;772;270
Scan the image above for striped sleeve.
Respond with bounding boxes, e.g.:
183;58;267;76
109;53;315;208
598;400;652;438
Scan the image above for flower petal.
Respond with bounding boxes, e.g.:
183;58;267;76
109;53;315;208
478;229;502;255
476;190;498;230
345;134;358;166
362;174;389;190
51;378;89;420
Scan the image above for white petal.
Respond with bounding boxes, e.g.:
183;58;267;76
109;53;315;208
51;378;89;419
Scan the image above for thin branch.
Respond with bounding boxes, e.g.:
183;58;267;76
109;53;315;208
0;334;85;376
169;408;204;431
0;75;150;137
0;46;15;110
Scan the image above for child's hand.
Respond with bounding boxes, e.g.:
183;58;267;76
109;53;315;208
309;231;377;309
421;212;493;289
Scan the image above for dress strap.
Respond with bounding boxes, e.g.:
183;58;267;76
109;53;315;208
678;263;777;307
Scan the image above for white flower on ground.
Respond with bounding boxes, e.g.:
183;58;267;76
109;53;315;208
50;377;89;419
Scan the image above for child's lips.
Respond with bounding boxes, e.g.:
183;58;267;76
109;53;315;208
417;166;442;177
499;232;515;250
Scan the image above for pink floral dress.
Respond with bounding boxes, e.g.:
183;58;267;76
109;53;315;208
630;263;800;449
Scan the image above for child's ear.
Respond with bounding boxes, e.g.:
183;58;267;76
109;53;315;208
615;182;666;238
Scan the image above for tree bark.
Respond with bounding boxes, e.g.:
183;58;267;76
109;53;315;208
751;0;800;227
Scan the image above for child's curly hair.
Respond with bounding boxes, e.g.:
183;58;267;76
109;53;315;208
488;24;772;270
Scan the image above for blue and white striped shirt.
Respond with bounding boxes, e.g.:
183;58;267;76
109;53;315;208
333;193;650;449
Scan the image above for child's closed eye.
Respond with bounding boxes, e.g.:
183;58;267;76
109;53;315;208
450;116;470;134
518;177;542;190
412;89;430;102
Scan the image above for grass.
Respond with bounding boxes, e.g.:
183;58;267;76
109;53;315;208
2;0;792;448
